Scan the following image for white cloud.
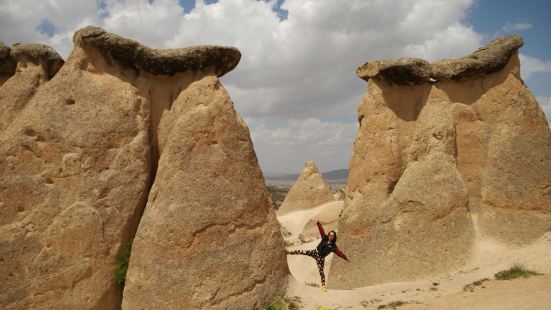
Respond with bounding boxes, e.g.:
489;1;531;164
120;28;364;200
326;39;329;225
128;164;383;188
520;54;551;79
0;0;490;173
502;21;532;33
103;0;184;48
250;118;358;174
536;96;551;124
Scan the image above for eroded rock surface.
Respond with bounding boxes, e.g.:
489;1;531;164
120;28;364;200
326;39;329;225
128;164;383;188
277;161;335;215
0;43;63;131
330;35;551;289
0;27;287;309
122;66;288;310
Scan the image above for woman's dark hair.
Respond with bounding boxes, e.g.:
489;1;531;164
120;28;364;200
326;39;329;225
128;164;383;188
328;230;337;243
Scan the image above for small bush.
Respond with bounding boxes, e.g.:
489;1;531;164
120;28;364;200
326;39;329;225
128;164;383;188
463;278;490;292
494;265;541;280
266;296;301;310
377;300;405;309
113;239;133;288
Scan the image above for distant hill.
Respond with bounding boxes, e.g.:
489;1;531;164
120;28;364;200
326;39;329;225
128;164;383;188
322;169;348;180
266;169;348;181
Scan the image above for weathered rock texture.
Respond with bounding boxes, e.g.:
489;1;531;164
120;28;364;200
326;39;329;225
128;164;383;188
121;49;288;310
302;201;344;239
330;35;551;289
0;43;64;131
277;161;335;215
0;26;287;309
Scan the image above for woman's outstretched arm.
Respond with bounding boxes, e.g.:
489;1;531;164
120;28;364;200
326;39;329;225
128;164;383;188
333;246;348;261
316;220;326;237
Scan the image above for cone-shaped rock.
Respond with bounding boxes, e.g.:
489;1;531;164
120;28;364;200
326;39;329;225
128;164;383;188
114;27;289;307
329;35;551;289
0;26;287;309
0;28;156;308
277;161;335;215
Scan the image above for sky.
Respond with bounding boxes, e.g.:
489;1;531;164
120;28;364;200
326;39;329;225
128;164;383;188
1;0;550;175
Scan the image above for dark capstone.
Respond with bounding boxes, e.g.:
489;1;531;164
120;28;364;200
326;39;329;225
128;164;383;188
73;26;241;77
0;41;64;79
356;35;524;85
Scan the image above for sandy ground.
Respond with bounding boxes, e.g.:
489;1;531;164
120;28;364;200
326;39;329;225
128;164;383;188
277;204;551;310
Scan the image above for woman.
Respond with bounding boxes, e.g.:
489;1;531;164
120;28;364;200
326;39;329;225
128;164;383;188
285;220;349;292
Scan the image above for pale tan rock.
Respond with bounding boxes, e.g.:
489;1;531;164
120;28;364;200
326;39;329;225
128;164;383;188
329;35;551;288
301;201;344;239
277;161;335;215
0;43;63;131
122;75;288;309
0;34;152;308
298;233;313;243
1;27;287;310
333;187;346;201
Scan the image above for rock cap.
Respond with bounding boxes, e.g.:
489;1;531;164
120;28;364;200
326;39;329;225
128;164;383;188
357;58;431;85
74;26;241;77
0;42;64;78
357;35;524;84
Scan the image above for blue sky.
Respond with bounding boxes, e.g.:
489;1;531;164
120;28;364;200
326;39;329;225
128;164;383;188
1;0;550;174
468;0;551;97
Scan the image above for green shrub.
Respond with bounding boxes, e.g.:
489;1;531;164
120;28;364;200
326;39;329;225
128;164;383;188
266;296;300;310
114;239;133;288
494;265;541;280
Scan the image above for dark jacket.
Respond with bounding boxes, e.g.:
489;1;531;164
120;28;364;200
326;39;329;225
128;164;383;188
315;221;348;260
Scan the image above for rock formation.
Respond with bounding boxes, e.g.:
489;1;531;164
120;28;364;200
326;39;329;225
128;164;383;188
330;35;551;288
120;42;289;310
301;201;344;239
333;187;346;201
0;27;287;309
0;42;64;131
277;161;335;215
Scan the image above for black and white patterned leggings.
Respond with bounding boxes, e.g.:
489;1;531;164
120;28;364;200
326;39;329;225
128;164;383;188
289;249;325;285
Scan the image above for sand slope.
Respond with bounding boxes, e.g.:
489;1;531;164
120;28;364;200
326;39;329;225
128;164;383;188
402;275;551;310
278;205;551;310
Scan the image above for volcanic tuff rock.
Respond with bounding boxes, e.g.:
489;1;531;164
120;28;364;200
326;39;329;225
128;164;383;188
301;201;344;239
277;161;335;215
330;35;551;289
0;26;287;309
0;43;64;132
122;50;288;310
